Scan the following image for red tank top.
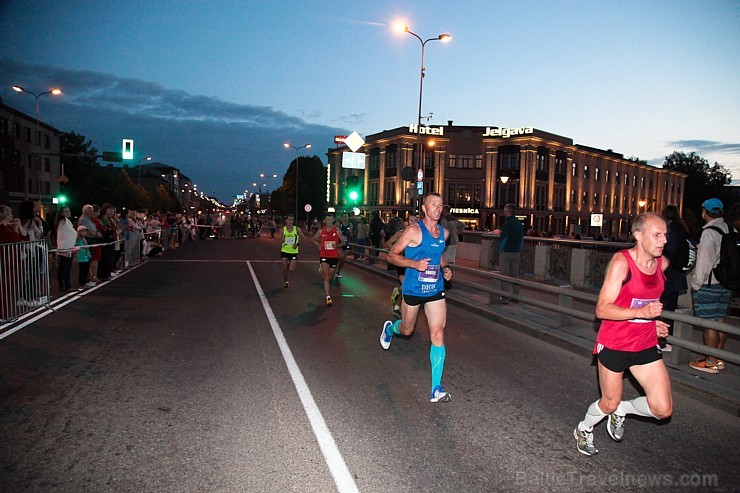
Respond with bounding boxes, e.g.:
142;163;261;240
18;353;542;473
319;227;340;258
595;250;665;353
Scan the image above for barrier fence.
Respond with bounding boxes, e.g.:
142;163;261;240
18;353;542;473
1;240;51;323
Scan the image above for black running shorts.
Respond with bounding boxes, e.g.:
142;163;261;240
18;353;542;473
597;345;662;373
403;291;446;306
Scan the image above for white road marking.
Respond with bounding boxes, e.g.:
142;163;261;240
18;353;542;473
246;261;359;493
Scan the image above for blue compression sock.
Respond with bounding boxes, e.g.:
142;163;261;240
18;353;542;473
430;344;446;389
386;319;402;337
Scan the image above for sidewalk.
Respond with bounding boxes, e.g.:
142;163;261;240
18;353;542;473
349;253;740;416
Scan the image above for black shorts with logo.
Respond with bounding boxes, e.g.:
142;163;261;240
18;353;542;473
320;257;339;268
596;345;662;373
403;291;446;307
281;251;298;261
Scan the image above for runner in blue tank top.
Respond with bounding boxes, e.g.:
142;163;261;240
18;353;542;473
380;193;454;403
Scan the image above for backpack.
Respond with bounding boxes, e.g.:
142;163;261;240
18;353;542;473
673;233;697;272
707;223;740;291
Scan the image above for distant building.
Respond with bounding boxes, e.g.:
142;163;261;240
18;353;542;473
327;122;687;237
0;98;61;212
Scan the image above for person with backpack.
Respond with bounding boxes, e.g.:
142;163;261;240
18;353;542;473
688;198;737;374
659;205;692;351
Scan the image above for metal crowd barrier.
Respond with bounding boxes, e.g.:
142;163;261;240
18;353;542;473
0;240;51;323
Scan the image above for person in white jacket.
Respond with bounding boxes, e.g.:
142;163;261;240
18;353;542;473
55;207;77;291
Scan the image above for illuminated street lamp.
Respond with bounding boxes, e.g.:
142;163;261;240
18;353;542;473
396;25;450;209
283;143;312;220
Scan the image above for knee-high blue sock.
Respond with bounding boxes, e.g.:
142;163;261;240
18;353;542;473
430;344;446;390
385;319;402;337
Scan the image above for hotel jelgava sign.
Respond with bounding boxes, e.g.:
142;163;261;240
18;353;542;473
409;124;533;139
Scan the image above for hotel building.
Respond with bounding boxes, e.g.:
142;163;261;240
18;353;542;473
327;122;686;238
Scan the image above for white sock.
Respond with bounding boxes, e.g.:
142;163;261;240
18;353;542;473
616;396;656;418
579;400;607;432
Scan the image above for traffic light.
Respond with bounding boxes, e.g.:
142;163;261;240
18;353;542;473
346;175;361;204
53;194;68;205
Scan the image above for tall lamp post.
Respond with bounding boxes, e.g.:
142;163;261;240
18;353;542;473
283;143;312;221
398;25;451;211
12;85;62;198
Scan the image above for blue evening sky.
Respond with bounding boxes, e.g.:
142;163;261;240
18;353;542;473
1;0;738;201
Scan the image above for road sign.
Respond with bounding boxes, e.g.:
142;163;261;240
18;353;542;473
122;139;134;160
344;131;365;152
591;213;603;227
342;152;366;169
304;204;312;213
416;181;424;194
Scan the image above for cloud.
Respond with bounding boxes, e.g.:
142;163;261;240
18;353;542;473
1;58;347;200
667;140;740;156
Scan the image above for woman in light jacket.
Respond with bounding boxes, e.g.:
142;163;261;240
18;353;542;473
55;207;77;291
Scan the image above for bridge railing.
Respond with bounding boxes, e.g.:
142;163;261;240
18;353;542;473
347;241;739;368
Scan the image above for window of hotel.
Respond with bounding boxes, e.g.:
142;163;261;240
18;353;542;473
572;162;577;177
624;173;629;186
0;117;5;134
604;193;609;207
582;191;587;205
12;122;20;138
595;168;600;181
497;182;516;208
632;175;637;187
25;127;31;143
553;186;565;212
44;158;50;172
583;165;589;179
385;144;397;169
555;154;567;175
448;182;482;206
369;147;380;171
640;177;645;189
498;147;519;170
535;184;547;211
570;189;576;204
536;150;549;172
605;169;609;183
368;182;379;206
449;154;481;169
614;194;619;207
593;192;599;206
44;134;50;149
615;171;619;184
384;180;395;205
14;149;21;164
623;196;628;209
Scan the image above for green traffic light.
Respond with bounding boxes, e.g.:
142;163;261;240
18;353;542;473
349;190;359;201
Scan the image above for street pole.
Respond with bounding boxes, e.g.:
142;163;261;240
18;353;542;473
283;143;311;224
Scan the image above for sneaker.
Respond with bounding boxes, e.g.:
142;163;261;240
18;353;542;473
284;282;290;289
689;359;720;374
380;320;394;350
390;286;400;305
606;413;625;442
392;306;402;318
430;385;451;403
326;296;332;306
84;282;96;288
574;427;598;456
335;273;342;279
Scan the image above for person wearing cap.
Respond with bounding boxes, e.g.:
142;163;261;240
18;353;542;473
689;198;734;374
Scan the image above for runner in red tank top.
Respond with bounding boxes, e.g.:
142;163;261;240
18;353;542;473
573;212;673;457
311;213;346;306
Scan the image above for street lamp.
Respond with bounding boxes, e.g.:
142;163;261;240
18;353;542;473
12;85;62;199
397;25;451;210
283;142;312;221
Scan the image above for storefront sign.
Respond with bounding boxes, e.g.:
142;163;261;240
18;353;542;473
450;207;479;215
483;126;534;138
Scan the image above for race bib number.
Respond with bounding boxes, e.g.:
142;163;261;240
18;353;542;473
325;241;336;250
285;237;296;245
418;264;440;283
628;297;658;323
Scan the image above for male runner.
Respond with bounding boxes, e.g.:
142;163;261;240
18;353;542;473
278;214;305;288
312;213;346;306
574;212;673;456
387;212;417;318
380;193;454;403
334;213;353;279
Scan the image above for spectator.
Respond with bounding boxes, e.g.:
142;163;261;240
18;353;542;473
659;205;690;351
0;204;29;320
498;203;524;303
355;216;370;261
78;204;102;285
75;226;93;288
688;198;735;374
55;207;77;291
440;205;464;267
369;212;385;261
18;200;45;303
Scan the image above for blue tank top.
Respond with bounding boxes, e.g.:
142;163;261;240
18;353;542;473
402;221;446;297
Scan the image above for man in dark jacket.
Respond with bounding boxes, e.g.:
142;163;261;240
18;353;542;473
498;204;524;303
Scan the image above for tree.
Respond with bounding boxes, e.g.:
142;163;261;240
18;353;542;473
274;155;327;219
663;151;732;224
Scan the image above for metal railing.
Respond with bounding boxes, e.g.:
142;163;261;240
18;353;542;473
347;241;740;367
1;240;51;322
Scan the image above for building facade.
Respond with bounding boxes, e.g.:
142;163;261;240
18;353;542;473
0;98;61;212
327;123;686;238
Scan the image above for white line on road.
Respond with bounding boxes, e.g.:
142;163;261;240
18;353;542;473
246;261;359;493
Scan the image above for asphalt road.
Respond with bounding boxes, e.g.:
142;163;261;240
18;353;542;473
1;235;738;493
